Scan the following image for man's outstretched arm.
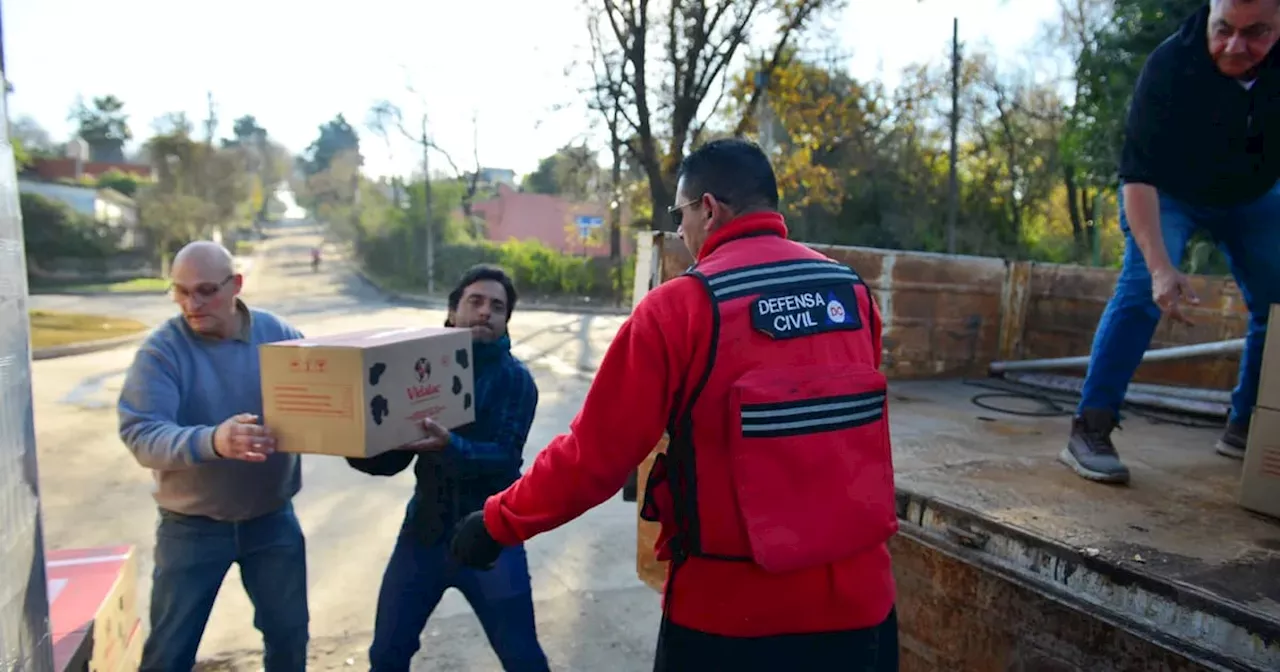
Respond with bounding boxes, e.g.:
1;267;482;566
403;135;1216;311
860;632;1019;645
481;282;698;546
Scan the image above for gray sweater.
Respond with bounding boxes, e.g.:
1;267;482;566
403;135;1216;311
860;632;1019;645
117;305;304;521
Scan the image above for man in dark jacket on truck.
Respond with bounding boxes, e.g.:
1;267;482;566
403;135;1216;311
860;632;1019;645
1062;0;1280;485
348;264;549;672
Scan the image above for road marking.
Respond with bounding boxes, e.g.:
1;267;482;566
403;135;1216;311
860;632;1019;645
60;369;127;409
47;553;131;568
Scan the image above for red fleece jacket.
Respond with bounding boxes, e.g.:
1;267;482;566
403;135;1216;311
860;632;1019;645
483;212;896;637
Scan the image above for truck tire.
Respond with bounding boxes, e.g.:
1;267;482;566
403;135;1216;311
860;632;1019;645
622;468;639;502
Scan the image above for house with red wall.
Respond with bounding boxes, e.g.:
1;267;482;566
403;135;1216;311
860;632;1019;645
470;184;634;257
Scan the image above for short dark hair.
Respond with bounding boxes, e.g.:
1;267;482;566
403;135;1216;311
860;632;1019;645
447;263;518;316
676;137;779;212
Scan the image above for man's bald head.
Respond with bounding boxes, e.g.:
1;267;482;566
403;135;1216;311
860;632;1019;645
172;240;235;278
169;240;244;339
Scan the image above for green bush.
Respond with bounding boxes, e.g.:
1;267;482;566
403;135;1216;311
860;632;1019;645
96;169;145;198
363;235;634;304
20;192;119;263
440;238;632;301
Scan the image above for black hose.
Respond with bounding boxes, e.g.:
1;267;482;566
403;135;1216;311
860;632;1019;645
960;377;1223;429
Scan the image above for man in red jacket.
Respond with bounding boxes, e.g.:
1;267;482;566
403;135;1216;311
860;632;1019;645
453;138;899;670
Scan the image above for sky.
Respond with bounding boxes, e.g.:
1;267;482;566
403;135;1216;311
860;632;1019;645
2;0;1062;181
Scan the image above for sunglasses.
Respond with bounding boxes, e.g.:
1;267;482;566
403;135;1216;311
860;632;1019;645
667;194;730;229
170;275;234;301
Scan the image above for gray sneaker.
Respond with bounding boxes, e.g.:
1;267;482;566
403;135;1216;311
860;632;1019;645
1215;420;1249;460
1059;409;1131;485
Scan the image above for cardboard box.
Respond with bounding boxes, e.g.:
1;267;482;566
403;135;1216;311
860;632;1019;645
1240;407;1280;518
46;545;138;672
1241;304;1280;518
261;326;476;458
1256;304;1280;413
111;620;142;672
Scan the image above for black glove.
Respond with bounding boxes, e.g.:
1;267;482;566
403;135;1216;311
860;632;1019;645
451;510;504;569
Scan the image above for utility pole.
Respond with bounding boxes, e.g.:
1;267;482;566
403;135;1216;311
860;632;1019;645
754;71;776;156
946;17;961;255
204;91;219;242
204;91;217;146
471;112;482;239
421;115;435;295
609;129;623;307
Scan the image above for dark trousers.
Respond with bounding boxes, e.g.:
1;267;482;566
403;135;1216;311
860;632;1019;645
367;529;549;672
653;608;899;671
140;504;309;672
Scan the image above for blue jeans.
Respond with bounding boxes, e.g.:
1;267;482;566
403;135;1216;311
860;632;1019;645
368;525;548;672
140;503;309;672
1079;182;1280;424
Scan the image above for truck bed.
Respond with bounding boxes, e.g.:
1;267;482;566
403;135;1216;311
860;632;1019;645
890;378;1280;669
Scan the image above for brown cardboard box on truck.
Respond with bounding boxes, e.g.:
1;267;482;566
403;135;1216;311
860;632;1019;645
260;326;475;458
1254;304;1280;413
1240;304;1280;518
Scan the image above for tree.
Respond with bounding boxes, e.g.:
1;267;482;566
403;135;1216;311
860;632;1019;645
1042;0;1115;260
368;97;486;293
588;0;839;228
135;111;252;274
229;115;268;148
70;95;132;162
1074;0;1199;184
223;114;292;222
299;114;361;177
302;149;361;222
96;169;143;197
521;144;600;200
726;50;872;225
10;115;55;161
976;62;1068;254
585;6;632;304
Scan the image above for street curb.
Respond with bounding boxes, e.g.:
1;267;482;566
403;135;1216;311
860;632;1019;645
31;331;147;361
352;266;632;317
31;256;254;298
31;289;166;297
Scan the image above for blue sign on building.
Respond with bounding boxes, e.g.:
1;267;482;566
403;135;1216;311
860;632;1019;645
575;215;604;239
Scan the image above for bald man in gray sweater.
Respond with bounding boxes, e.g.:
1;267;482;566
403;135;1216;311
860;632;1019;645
118;241;309;671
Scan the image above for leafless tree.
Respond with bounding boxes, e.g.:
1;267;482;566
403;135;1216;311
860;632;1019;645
589;0;840;229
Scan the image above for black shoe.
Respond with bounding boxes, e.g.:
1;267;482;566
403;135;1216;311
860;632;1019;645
1215;420;1248;460
1059;409;1131;485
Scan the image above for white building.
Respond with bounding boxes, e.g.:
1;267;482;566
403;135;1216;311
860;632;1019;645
17;178;143;249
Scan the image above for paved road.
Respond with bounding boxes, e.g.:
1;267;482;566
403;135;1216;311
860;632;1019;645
30;220;658;670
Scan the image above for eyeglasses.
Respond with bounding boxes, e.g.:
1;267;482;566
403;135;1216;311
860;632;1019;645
170;275;233;301
667;194;730;229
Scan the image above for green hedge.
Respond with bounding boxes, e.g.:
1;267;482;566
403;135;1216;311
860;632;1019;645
20;192;120;262
362;236;634;303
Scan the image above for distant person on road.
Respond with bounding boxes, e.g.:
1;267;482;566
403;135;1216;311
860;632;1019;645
117;240;310;672
348;264;549;672
311;246;321;272
1061;0;1280;485
451;139;899;670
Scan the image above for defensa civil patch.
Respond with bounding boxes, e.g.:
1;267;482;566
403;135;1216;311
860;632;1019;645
750;282;862;340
